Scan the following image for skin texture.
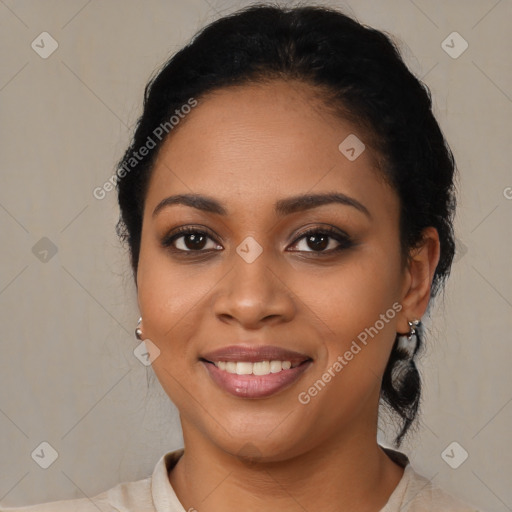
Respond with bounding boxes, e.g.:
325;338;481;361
136;80;440;511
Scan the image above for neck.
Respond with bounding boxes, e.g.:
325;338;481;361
169;422;405;512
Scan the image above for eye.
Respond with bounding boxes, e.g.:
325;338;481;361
161;226;222;253
161;225;354;255
288;226;354;254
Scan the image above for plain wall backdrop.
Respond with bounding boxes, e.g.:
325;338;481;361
0;0;511;510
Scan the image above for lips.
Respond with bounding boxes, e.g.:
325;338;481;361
200;344;313;399
201;344;311;365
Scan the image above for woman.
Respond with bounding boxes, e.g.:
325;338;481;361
2;3;481;511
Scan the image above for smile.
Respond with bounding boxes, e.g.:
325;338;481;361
201;358;312;398
213;360;301;375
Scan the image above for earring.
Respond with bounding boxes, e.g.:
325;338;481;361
397;318;420;356
135;317;143;340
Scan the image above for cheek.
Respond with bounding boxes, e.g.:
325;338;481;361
136;243;208;358
293;253;402;425
309;242;403;384
136;249;208;409
319;247;401;333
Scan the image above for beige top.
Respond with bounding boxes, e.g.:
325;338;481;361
0;447;481;511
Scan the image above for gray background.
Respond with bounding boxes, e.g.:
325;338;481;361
0;0;511;510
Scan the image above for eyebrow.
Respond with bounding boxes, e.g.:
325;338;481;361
152;192;371;219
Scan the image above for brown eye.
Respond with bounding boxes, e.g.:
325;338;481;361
303;233;330;251
177;232;208;250
162;227;222;252
289;227;353;253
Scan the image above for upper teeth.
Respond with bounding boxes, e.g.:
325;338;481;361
215;360;295;375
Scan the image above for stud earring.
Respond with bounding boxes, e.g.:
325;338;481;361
135;317;143;341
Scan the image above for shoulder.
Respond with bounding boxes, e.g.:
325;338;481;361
0;449;184;512
0;449;186;512
0;449;185;511
0;476;153;512
380;446;483;512
391;464;484;512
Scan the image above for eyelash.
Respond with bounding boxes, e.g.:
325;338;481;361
161;225;354;256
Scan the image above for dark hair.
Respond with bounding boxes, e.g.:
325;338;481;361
115;3;457;447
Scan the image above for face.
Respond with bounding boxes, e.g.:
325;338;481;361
136;80;411;461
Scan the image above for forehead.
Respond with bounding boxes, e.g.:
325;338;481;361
144;80;397;220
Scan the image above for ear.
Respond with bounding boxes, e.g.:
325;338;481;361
397;226;441;333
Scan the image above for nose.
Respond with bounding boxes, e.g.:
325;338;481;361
212;250;296;329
